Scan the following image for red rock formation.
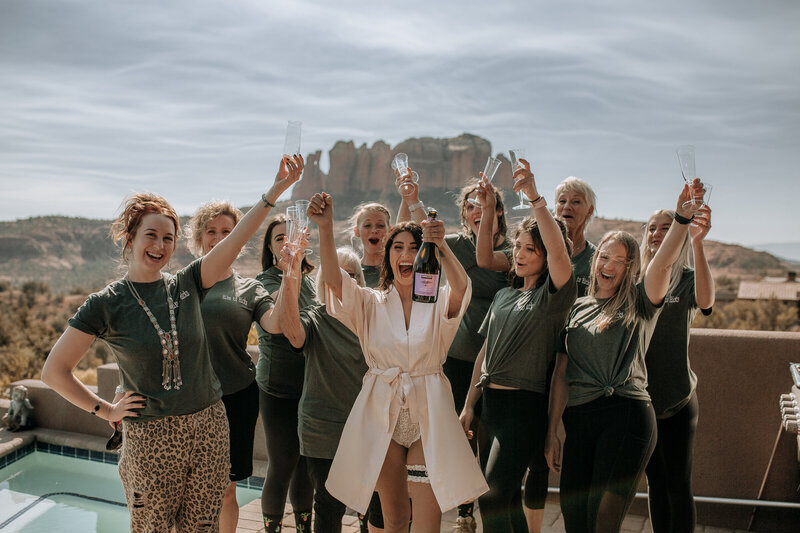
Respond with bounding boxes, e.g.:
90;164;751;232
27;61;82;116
291;133;512;200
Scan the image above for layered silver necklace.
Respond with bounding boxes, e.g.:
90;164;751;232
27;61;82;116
125;274;182;390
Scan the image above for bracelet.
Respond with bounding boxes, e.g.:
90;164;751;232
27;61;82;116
115;385;124;395
408;200;425;212
531;195;547;209
261;193;276;208
673;212;694;225
90;400;102;416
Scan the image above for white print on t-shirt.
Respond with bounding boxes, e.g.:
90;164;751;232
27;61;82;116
577;275;590;286
665;295;680;304
222;294;249;306
172;290;191;309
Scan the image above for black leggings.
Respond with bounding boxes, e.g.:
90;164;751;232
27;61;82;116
645;393;699;533
525;358;555;510
306;457;347;533
259;390;313;517
478;388;548;532
561;396;656;533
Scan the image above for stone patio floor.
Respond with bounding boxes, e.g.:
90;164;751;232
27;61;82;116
235;498;758;532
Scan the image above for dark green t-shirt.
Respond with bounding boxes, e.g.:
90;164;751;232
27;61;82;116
361;264;382;289
560;281;662;406
255;266;317;398
571;241;596;298
202;273;274;395
446;232;511;363
646;268;705;418
68;259;222;420
297;304;368;459
478;274;577;393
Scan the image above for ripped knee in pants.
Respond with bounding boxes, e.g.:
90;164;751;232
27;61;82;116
131;490;146;509
194;521;214;532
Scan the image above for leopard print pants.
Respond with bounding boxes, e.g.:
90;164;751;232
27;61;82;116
119;401;230;532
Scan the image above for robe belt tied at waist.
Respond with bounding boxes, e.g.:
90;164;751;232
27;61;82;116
368;366;443;433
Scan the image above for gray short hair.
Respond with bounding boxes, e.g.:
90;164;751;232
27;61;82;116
316;247;365;305
554;176;597;221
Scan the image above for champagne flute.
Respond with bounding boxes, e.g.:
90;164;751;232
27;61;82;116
510;149;529;210
283;121;302;156
294;200;313;256
676;145;703;210
468;156;502;205
285;206;301;278
703;184;713;206
391;153;410;178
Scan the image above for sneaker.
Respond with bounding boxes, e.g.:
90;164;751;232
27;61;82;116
453;516;477;532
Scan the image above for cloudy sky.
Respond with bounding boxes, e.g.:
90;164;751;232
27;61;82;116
1;0;798;246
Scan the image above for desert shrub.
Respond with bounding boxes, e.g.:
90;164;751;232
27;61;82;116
693;298;798;332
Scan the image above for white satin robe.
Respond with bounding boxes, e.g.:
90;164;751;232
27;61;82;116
324;269;489;513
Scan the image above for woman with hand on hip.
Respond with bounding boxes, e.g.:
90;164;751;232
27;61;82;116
461;160;576;532
309;191;488;533
641;205;714;533
545;180;706;532
42;155;303;532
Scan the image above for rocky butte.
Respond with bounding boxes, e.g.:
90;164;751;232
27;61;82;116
292;133;512;219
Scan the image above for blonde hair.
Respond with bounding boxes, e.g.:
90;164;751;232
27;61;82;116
187;200;243;258
639;209;691;296
316;247;365;305
347;203;391;233
346;203;392;255
554;176;597;222
589;231;641;331
110;192;180;262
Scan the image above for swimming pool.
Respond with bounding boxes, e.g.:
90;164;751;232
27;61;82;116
0;444;263;532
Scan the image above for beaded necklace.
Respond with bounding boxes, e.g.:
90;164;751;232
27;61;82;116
125;274;182;390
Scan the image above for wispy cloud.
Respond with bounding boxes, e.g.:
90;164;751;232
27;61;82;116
1;0;798;245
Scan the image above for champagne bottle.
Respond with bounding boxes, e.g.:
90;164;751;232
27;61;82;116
412;208;441;303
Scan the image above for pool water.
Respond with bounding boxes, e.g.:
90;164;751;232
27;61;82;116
0;451;262;532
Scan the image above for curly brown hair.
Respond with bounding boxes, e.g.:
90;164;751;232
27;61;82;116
456;178;508;240
110;192;180;262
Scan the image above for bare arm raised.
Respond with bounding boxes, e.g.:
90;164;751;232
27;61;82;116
644;180;704;305
200;155;304;288
514;158;572;289
308;192;341;302
690;205;715;310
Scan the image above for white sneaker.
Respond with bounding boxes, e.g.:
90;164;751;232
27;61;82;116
453;516;477;532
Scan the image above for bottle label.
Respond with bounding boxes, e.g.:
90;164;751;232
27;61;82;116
414;273;439;297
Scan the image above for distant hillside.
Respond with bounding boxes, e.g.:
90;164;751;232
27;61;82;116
749;242;800;263
0;211;793;292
